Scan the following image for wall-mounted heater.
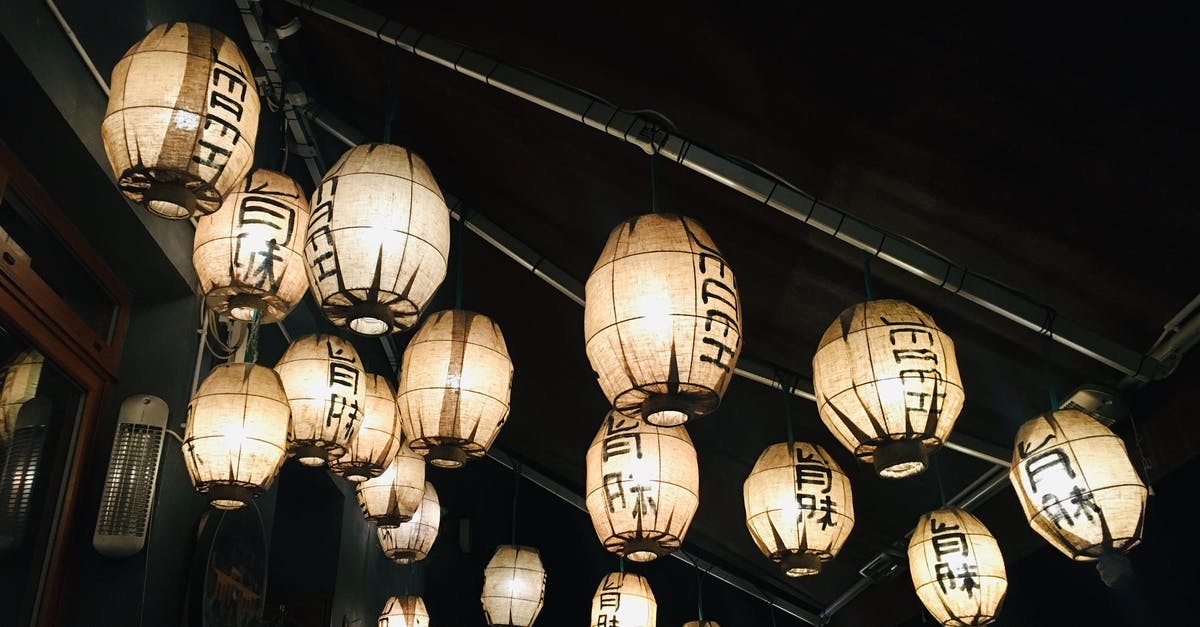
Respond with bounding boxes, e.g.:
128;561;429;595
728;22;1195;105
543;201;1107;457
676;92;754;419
93;395;168;558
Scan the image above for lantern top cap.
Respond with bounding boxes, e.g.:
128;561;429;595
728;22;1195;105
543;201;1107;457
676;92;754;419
588;412;695;448
818;299;945;346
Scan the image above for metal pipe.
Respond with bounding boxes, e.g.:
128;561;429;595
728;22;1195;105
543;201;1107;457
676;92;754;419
43;0;109;96
283;0;1156;381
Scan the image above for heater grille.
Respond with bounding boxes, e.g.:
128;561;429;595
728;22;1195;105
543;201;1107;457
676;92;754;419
0;424;47;548
93;395;168;558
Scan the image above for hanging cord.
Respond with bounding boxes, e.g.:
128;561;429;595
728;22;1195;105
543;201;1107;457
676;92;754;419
454;207;470;309
1126;409;1155;496
510;461;522;545
618;555;625;574
649;128;661;214
244;308;262;364
860;249;875;301
278;113;289;173
382;91;397;144
933;453;947;508
694;554;708;621
1040;315;1060;411
774;369;797;452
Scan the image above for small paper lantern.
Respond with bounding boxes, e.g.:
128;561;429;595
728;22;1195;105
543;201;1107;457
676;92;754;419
397;310;513;469
357;441;426;527
1009;410;1147;561
481;545;546;626
101;23;259;219
584;214;742;427
192;168;310;322
378;595;429;627
305;144;451;335
585;412;698;562
743;442;855;576
331;374;403;482
590;572;656;627
812;299;965;478
908;508;1007;626
683;622;720;627
0;349;43;444
274;334;367;466
182;363;289;509
377;481;440;564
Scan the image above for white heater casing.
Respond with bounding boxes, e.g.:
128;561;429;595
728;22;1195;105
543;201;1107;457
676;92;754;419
93;395;168;558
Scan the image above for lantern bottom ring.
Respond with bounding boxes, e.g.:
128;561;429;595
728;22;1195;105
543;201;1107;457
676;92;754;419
427;443;468;469
140;181;200;220
608;534;679;562
873;439;929;478
200;483;259;510
780;552;823;577
387;550;419;564
639;393;700;426
291;442;344;467
329;460;383;482
220;292;275;323
344;301;397;336
368;513;412;528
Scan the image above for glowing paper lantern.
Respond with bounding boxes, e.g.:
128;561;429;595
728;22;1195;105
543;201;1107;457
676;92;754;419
481;545;546;626
331;374;402;482
743;442;855;576
908;508;1007;626
377;481;440;564
397;310;513;469
101;23;259;219
182;363;289;509
585;412;698;562
274;334;367;466
378;595;429;627
192;169;310;322
683;623;720;627
0;349;43;444
590;572;656;627
357;442;426;526
305;143;450;335
583;213;741;427
1009;410;1147;562
811;299;965;478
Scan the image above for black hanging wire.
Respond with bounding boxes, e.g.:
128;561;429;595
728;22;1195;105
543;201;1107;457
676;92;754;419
649;129;660;214
510;461;522;546
860;249;875;301
454;207;470;310
1040;312;1060;411
933;451;947;508
774;368;797;453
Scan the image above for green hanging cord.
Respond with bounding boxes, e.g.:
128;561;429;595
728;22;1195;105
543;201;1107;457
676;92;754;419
382;91;397;144
860;249;875;301
511;461;522;546
244;308;261;364
454;207;469;310
650;130;660;214
619;555;625;574
775;369;796;452
695;558;705;621
1041;313;1059;412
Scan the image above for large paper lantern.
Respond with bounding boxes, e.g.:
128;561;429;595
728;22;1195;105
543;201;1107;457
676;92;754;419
585;412;698;562
397;310;513;469
274;334;367;466
481;545;546;626
378;481;440;564
192;168;310;322
331;374;403;482
590;572;656;627
101;23;259;219
812;299;965;478
305;143;451;335
908;508;1007;626
357;442;426;526
1009;410;1147;562
182;363;289;509
584;213;742;427
743;442;855;576
378;595;429;627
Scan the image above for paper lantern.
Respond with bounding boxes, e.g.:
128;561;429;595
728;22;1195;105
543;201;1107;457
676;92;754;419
377;481;440;564
481;545;546;627
584;213;742;427
182;363;289;509
585;412;698;562
378;595;429;627
0;349;43;444
743;442;855;576
305;143;451;335
1009;410;1147;561
908;508;1007;626
397;310;513;469
357;442;426;526
274;334;367;466
331;374;403;482
590;572;656;627
192;168;310;322
683;623;720;627
101;23;259;219
812;299;965;478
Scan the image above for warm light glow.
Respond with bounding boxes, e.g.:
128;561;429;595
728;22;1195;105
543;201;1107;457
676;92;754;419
683;622;721;627
101;23;259;219
1009;410;1147;561
193;169;310;323
0;349;43;445
331;374;402;482
397;310;513;469
908;508;1007;625
743;442;855;576
585;412;698;562
378;595;429;627
812;299;965;478
584;213;742;427
377;481;440;563
274;334;367;466
304;143;450;335
182;363;289;509
481;545;546;626
590;572;656;627
357;442;426;526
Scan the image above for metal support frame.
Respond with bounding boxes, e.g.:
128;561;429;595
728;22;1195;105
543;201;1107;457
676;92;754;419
283;0;1162;382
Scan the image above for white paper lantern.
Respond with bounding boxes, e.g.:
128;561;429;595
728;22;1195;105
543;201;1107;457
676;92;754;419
378;595;429;627
377;481;440;563
908;508;1007;626
481;545;546;626
357;442;426;526
331;374;402;482
274;334;367;466
590;572;656;627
